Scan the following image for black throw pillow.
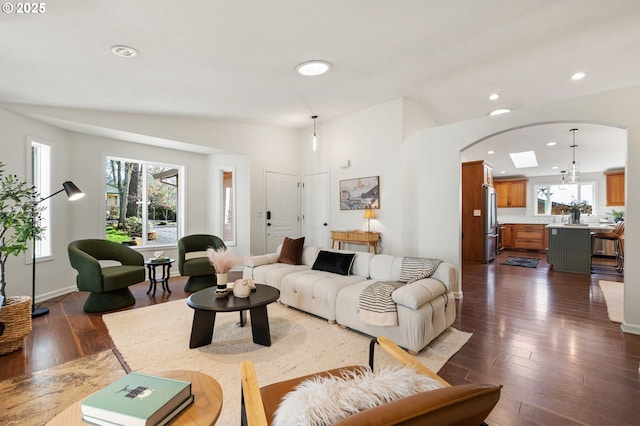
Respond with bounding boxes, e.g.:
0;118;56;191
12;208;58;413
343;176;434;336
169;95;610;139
311;250;356;276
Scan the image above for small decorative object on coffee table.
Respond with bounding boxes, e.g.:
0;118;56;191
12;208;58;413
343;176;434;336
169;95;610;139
232;278;255;298
206;247;243;298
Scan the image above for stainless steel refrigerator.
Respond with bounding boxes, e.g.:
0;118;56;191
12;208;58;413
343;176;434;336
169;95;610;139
482;185;498;263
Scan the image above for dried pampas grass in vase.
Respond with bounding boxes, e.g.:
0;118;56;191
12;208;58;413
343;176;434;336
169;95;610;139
207;247;244;296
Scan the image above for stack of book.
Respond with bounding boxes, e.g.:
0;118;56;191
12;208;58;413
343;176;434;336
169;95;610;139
81;372;193;426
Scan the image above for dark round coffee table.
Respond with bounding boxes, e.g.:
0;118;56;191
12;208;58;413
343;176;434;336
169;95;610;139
186;284;280;349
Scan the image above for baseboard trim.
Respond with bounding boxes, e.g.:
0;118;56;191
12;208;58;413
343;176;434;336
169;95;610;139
35;286;78;304
621;322;640;335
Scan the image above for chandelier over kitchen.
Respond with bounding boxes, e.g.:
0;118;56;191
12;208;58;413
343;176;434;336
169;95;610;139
568;128;580;182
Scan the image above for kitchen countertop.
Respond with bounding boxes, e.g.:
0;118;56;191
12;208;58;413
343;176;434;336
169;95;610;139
546;223;615;230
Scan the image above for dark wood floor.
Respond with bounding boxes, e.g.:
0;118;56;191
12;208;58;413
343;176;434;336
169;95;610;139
445;251;637;425
2;251;637;425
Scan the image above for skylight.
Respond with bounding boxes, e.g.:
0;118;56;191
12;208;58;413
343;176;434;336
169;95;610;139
509;150;538;168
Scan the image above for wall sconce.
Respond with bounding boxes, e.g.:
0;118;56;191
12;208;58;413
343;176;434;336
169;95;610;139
363;209;377;232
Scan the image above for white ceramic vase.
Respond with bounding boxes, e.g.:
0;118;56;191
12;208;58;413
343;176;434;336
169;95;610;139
215;272;229;298
216;272;228;289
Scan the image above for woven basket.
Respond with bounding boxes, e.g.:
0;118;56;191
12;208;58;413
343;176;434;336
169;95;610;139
0;296;33;355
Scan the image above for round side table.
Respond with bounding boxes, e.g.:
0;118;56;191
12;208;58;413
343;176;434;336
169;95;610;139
46;370;223;425
144;258;176;296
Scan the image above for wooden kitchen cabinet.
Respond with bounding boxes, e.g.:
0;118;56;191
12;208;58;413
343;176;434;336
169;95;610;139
501;224;514;249
605;171;625;206
514;224;546;251
483;162;493;186
494;179;528;208
462;160;494;262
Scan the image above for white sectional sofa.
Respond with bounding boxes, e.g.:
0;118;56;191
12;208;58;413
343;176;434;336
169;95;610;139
243;245;456;354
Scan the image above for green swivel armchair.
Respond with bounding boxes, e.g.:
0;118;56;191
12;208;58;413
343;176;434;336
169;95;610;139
178;234;226;292
68;239;145;313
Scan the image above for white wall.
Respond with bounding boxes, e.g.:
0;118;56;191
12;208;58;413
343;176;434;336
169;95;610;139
404;85;639;334
299;99;405;255
3;104;301;255
0;108;76;301
1;105;300;302
401;98;439;142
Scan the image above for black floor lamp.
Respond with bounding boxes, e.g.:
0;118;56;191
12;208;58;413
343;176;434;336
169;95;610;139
32;181;84;318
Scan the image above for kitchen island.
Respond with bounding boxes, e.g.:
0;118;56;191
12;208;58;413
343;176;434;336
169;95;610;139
546;223;615;274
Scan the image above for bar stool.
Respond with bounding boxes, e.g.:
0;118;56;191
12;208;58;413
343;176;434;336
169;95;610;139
592;221;625;272
618;234;625;272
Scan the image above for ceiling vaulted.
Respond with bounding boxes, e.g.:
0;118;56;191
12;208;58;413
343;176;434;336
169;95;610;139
1;1;639;167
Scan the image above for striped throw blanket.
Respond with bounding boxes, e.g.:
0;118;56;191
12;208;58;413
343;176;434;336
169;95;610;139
358;257;442;327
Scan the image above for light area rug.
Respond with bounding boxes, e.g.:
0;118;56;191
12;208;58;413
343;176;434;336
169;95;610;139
0;350;125;426
104;299;472;425
599;280;624;323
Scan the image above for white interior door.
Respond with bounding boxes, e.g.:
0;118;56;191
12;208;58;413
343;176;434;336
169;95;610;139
265;171;300;253
303;172;330;248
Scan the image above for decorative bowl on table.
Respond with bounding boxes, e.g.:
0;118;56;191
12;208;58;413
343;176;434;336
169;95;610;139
232;278;254;298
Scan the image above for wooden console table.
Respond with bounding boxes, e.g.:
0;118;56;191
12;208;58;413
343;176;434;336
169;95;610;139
331;230;380;254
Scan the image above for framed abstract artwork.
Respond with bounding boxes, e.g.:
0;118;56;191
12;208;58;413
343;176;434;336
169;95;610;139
339;176;380;210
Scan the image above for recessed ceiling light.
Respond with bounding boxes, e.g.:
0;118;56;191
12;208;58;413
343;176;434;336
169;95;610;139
547;141;557;146
296;60;332;76
489;108;511;116
488;150;495;154
500;170;506;174
488;93;500;101
571;71;586;80
552;166;559;169
509;150;538;168
111;45;138;58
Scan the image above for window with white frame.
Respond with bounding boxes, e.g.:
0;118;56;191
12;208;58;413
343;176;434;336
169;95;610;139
535;181;595;216
105;157;182;246
31;141;52;258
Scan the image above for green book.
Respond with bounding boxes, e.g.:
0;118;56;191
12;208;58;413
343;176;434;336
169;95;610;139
80;372;192;426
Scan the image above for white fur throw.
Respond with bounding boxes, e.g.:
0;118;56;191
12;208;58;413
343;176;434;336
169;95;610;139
272;366;444;426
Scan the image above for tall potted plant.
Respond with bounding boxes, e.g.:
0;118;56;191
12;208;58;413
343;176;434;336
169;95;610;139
0;161;44;354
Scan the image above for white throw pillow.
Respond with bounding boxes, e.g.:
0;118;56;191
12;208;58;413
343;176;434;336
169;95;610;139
272;366;444;426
